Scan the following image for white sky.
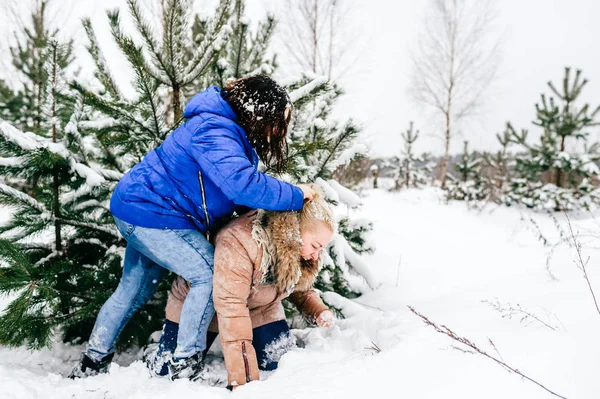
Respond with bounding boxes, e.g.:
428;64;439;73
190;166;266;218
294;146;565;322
1;0;600;157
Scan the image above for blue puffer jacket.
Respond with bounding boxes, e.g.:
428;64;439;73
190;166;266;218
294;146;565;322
110;86;304;232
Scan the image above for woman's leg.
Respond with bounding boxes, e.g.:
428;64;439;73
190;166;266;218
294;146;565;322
86;244;165;362
121;223;215;359
252;320;296;371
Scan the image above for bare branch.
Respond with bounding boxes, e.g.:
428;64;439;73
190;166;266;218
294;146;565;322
564;212;600;317
408;306;569;399
277;0;358;80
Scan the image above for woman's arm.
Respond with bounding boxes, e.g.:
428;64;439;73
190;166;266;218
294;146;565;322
213;229;260;387
190;125;304;211
288;289;330;325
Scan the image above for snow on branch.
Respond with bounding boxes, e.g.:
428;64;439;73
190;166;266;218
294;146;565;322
328;179;362;208
321;291;366;318
181;0;232;83
0;183;47;213
60;218;121;239
316;177;340;202
125;0;171;84
69;159;106;187
0;120;106;187
335;233;378;289
94;167;123;181
289;76;328;103
0;121;40;151
329;235;373;293
327;143;368;172
0;157;26;167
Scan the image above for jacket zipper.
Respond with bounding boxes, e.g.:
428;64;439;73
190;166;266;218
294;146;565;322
198;170;211;242
242;342;251;383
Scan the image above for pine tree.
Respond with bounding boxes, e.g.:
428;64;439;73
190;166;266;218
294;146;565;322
389;122;433;190
506;68;600;211
445;140;486;203
0;39;139;349
0;0;74;134
480;125;514;204
282;75;376;298
81;0;233;156
207;0;276;87
0;0;235;349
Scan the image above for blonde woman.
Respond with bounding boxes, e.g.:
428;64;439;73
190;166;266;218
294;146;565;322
150;192;336;387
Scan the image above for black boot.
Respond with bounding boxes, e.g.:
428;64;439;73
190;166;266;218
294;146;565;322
168;352;205;381
68;353;114;379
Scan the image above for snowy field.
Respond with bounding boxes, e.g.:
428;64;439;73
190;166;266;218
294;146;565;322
1;187;599;399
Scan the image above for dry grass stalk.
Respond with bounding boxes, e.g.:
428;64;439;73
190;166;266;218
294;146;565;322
564;213;600;317
408;305;568;399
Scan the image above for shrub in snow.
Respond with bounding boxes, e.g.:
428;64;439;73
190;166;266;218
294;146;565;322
503;68;600;211
387;122;434;191
0;40;149;349
446;68;600;212
444;141;487;204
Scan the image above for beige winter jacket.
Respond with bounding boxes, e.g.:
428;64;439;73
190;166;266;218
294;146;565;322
165;210;329;386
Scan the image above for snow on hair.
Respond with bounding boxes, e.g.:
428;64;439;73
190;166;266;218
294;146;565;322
299;186;336;233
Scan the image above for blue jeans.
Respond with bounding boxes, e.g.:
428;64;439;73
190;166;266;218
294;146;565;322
149;320;295;376
86;216;215;361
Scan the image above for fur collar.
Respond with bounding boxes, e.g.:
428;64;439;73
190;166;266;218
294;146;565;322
251;210;320;293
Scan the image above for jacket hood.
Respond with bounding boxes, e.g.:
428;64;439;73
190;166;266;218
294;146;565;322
183;86;237;120
251;210;320;293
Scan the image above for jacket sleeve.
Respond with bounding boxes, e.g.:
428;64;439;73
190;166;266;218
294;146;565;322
189;126;304;211
213;230;260;387
288;289;329;325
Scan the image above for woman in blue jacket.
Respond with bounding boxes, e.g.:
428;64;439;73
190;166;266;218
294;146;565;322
70;75;315;379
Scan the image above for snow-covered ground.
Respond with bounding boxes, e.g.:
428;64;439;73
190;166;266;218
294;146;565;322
1;188;599;399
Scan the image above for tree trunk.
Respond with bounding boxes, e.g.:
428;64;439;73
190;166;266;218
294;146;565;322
439;112;451;188
327;0;337;79
440;1;457;189
555;135;566;188
50;46;62;252
311;0;318;74
233;0;244;78
173;83;181;123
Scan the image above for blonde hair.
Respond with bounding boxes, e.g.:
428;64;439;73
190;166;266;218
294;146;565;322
298;185;336;233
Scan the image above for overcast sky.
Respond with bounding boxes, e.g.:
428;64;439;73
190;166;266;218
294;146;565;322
1;0;600;157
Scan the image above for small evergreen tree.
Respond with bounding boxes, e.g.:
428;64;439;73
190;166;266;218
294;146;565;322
480;125;514;203
0;39;135;349
371;163;379;188
445;140;486;203
389;122;432;190
506;68;600;211
1;0;74;134
207;0;276;87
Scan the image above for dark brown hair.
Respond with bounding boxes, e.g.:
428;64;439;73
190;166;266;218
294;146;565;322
221;75;293;173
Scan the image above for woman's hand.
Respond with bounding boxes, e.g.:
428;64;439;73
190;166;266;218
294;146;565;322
316;309;335;328
297;184;316;201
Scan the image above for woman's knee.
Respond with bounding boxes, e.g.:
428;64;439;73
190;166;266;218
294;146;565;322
254;321;296;371
182;264;214;286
